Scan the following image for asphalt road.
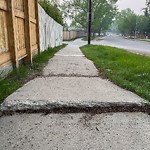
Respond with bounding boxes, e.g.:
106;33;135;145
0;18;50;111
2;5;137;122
93;35;150;56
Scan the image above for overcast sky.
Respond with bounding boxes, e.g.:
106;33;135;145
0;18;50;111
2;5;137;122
116;0;146;14
60;0;146;15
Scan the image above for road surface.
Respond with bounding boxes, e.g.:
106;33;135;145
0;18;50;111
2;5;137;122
93;35;150;56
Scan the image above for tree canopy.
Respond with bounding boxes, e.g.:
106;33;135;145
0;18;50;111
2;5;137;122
136;15;150;35
61;0;118;34
114;8;150;37
145;0;150;15
116;9;137;36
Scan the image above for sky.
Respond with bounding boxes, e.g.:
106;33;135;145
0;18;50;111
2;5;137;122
59;0;147;15
116;0;146;14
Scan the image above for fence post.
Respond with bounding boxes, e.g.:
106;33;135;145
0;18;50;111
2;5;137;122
35;0;40;54
7;0;19;68
24;0;32;65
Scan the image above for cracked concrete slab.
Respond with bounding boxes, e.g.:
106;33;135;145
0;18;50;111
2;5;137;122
55;44;84;56
43;44;99;77
0;43;149;112
1;77;147;112
0;112;150;150
43;56;99;77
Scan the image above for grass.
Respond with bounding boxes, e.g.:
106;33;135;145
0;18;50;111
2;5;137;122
82;36;100;41
0;44;66;104
140;39;150;43
81;45;150;102
63;37;79;42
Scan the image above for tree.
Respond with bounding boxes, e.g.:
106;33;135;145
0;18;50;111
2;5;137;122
115;8;150;38
92;0;117;35
116;9;137;36
145;0;150;37
146;0;150;14
60;0;118;34
136;15;149;35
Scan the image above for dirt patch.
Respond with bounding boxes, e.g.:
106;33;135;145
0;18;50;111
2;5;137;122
1;105;150;117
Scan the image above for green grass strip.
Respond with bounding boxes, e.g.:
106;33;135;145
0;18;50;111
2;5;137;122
82;36;100;41
81;45;150;102
140;39;150;43
0;44;67;104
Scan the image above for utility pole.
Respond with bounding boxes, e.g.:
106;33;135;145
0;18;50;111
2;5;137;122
88;0;92;45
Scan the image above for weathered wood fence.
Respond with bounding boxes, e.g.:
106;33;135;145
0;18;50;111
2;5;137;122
0;0;39;76
63;30;86;41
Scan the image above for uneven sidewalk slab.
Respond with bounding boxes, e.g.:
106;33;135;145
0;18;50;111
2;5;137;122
43;56;99;77
0;112;150;150
1;77;148;112
43;44;99;77
55;44;84;56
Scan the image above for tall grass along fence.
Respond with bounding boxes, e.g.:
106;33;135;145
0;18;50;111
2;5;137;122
0;0;63;77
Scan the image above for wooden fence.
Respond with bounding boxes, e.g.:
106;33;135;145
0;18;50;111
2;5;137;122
63;30;86;41
0;0;39;74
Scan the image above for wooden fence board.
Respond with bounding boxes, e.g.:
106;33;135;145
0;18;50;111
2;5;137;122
15;0;24;11
0;0;7;11
14;0;26;60
29;0;39;55
31;23;37;46
15;17;25;50
0;0;10;67
29;0;36;19
0;10;8;54
0;53;11;65
0;0;39;70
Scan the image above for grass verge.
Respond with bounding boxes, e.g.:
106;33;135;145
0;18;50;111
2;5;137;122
82;36;100;41
140;39;150;43
63;37;79;42
81;45;150;102
0;44;67;104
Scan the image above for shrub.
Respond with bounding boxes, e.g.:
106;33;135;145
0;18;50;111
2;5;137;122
39;0;63;25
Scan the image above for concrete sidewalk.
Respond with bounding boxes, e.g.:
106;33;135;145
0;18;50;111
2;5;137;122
0;41;150;150
1;112;150;150
0;42;148;112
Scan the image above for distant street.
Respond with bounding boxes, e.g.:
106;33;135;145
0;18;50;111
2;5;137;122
93;35;150;56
